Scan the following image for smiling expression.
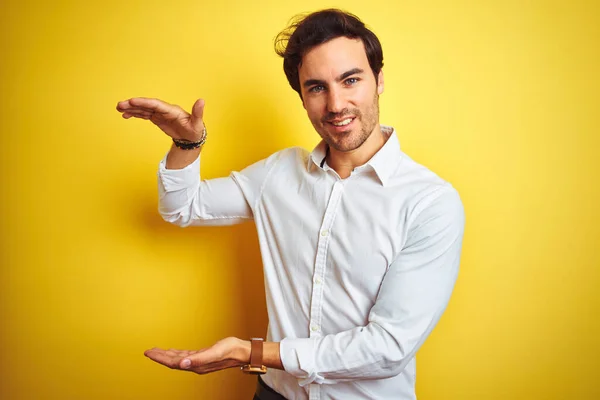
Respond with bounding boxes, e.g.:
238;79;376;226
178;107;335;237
299;36;384;153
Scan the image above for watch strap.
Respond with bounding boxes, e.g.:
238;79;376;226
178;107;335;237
250;338;264;368
241;338;267;375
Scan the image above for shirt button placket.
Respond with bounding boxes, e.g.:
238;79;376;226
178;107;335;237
308;180;343;400
309;180;344;339
309;384;320;400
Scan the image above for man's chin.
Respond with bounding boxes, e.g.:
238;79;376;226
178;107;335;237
327;137;365;153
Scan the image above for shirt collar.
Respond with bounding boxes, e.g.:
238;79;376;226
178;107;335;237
308;125;402;186
308;140;329;170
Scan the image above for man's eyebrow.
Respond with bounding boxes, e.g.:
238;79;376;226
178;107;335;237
302;78;326;88
337;68;364;81
302;68;365;88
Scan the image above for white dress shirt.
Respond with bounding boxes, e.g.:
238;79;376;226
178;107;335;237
157;126;465;400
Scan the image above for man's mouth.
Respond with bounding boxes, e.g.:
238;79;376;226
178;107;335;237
327;117;355;127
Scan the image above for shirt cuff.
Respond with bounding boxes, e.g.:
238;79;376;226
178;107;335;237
157;153;200;191
280;337;324;386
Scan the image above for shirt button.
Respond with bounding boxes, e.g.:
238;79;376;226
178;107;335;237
320;229;329;237
311;325;319;332
314;277;322;285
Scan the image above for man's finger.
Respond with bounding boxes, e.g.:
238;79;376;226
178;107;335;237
122;110;152;118
128;97;175;115
179;346;219;369
191;99;205;132
144;348;182;369
116;102;159;115
116;98;155;112
191;99;205;120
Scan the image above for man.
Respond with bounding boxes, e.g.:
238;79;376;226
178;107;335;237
116;9;464;400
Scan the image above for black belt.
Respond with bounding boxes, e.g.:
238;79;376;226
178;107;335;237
255;376;287;400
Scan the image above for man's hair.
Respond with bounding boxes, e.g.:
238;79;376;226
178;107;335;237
274;9;384;98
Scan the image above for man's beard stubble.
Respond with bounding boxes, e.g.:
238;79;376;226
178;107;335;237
319;92;380;153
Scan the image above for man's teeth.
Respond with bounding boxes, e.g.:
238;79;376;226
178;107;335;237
332;118;353;126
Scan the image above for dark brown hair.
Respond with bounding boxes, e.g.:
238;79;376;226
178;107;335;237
274;9;384;98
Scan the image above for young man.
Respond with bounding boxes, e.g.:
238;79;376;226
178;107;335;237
117;9;465;400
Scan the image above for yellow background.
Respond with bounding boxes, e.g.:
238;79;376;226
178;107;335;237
1;0;598;399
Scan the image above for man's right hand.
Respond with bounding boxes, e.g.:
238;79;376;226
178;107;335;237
116;97;206;142
117;97;206;169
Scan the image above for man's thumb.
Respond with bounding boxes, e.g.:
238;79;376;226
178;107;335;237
191;98;205;125
180;351;206;369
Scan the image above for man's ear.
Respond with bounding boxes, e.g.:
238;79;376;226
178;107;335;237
377;70;385;95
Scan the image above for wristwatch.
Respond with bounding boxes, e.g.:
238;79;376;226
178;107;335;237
241;338;267;375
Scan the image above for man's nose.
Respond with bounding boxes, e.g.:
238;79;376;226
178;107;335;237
326;88;346;114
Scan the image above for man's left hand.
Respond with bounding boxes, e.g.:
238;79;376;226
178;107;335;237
144;337;250;374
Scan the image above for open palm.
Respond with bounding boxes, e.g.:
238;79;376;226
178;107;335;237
116;97;206;142
144;337;248;375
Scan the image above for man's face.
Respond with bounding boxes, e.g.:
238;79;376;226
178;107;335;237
298;36;384;153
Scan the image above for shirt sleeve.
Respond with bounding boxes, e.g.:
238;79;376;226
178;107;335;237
279;187;465;385
157;151;279;227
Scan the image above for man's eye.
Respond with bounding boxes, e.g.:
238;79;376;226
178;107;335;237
309;85;325;93
345;77;359;85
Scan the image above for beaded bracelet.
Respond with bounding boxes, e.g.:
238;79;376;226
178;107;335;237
172;126;207;150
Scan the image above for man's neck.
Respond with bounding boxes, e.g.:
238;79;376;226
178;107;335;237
327;124;387;179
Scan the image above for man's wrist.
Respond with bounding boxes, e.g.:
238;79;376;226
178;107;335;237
172;125;207;149
263;342;283;370
231;338;283;370
165;143;201;169
238;339;252;364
